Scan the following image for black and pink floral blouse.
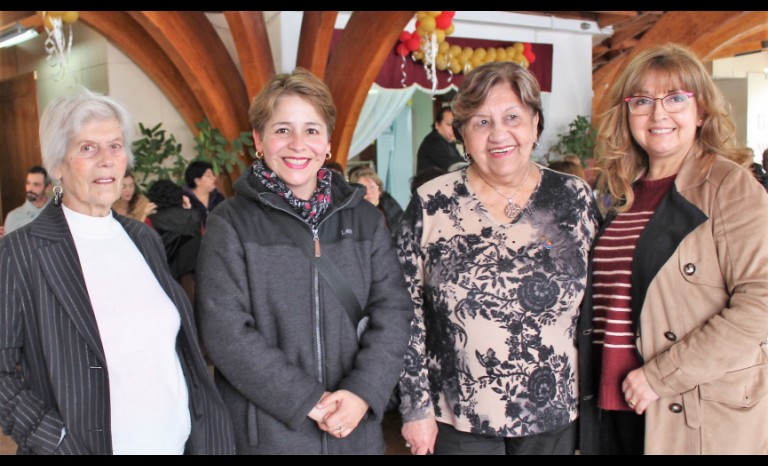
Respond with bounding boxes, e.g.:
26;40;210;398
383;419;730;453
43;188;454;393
396;165;599;437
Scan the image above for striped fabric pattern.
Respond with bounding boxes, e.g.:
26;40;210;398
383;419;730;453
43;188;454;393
591;175;675;410
0;204;234;455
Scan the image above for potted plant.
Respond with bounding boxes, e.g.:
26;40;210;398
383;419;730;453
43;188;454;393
548;115;596;166
192;117;254;177
131;122;187;190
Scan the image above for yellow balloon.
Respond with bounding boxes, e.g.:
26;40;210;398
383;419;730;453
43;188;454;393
470;55;483;68
460;47;473;62
416;27;428;38
426;11;442;17
435;29;446;43
485;48;497;62
450;58;461;74
436;53;449;70
438;41;450;54
513;42;525;53
449;44;462;57
506;46;517;58
444;24;455;36
472;48;486;60
62;11;79;24
46;11;65;17
496;48;506;61
413;50;424;61
420;16;436;33
520;56;530;68
417;11;428;21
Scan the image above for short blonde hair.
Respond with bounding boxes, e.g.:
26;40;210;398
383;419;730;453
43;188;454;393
348;167;383;191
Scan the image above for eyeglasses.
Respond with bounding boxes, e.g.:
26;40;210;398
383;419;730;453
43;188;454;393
624;91;695;115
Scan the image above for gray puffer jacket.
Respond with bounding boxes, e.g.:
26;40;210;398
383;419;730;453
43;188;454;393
196;168;413;454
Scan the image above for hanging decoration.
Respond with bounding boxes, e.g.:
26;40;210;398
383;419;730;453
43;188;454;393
394;11;537;94
39;11;79;81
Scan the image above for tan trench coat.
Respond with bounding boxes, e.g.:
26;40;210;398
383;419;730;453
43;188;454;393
579;151;768;454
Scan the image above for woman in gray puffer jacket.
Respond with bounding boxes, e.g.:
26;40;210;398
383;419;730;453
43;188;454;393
196;68;413;455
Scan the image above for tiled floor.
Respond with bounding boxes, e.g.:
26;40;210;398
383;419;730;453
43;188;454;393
0;411;410;455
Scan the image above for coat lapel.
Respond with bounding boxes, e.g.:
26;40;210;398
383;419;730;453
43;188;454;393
30;204;107;365
630;153;709;340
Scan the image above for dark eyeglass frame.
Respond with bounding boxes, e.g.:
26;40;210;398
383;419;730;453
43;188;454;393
623;91;695;115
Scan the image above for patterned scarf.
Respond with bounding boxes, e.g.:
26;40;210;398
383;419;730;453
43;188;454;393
252;159;332;227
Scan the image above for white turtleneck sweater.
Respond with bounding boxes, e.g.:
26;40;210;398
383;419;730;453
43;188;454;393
63;205;190;454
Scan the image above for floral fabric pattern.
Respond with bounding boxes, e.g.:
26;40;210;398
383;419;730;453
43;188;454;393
396;166;599;437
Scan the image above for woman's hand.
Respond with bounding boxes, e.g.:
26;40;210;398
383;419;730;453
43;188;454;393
144;201;158;217
308;391;336;423
622;367;660;414
402;417;437;455
316;390;369;439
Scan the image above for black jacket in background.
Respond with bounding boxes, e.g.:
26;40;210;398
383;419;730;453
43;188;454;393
416;128;465;173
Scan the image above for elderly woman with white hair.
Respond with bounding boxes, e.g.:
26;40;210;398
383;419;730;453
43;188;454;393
0;87;234;455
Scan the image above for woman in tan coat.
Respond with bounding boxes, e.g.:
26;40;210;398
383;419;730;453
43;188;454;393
578;43;768;454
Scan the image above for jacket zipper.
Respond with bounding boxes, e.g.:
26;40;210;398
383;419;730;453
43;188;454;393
259;191;361;454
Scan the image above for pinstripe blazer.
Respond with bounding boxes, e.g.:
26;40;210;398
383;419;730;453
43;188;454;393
0;203;235;455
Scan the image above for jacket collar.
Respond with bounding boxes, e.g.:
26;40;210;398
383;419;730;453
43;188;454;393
674;145;713;193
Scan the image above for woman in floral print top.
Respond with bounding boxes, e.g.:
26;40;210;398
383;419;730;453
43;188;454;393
396;61;600;455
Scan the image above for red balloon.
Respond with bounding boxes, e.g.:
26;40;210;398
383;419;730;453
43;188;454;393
399;30;411;43
444;11;455;19
523;42;532;53
396;43;409;57
527;52;536;64
407;36;421;52
435;13;452;30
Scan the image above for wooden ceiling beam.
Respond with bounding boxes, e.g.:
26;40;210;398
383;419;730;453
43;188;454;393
325;11;414;167
224;11;275;102
297;11;338;79
0;11;35;30
693;11;768;61
592;11;747;120
78;11;204;133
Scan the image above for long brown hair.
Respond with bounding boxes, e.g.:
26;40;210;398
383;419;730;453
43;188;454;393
595;43;751;212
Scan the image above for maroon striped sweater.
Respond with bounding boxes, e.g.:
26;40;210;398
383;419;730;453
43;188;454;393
592;174;676;410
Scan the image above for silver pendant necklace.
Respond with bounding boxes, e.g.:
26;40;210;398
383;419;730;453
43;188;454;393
475;162;532;219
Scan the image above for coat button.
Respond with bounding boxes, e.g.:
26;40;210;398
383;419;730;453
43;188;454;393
664;331;677;341
669;403;683;413
684;263;696;275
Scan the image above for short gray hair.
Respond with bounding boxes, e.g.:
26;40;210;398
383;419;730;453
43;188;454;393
39;86;134;177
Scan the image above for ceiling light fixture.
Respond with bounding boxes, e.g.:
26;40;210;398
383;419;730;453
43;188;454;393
0;23;39;49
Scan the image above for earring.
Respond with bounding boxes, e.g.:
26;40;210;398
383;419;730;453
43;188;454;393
533;140;540;150
53;180;63;206
325;152;332;161
255;150;264;160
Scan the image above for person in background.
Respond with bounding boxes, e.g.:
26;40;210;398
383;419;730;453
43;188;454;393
579;43;768;455
416;107;467;173
349;166;403;233
2;165;51;237
749;162;768;191
146;178;203;304
0;87;234;455
397;61;599;455
112;170;156;223
183;160;225;229
196;68;413;454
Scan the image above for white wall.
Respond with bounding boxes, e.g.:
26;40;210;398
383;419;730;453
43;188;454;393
14;20;196;162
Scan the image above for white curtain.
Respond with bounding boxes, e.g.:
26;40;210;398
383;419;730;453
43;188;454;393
348;83;416;159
